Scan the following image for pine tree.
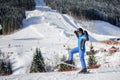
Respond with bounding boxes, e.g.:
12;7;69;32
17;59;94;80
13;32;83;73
88;55;97;66
88;43;97;66
0;0;35;35
0;60;12;75
30;48;46;73
0;60;6;74
86;43;95;55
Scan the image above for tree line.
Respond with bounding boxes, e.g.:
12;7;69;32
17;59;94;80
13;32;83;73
0;0;35;35
44;0;120;27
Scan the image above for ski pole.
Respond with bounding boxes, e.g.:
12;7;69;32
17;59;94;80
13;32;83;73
63;36;73;47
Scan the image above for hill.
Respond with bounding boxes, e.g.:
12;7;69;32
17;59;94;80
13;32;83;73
45;0;120;27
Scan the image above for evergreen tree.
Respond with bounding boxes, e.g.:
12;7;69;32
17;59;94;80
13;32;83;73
87;43;97;66
0;60;6;74
0;0;35;35
30;48;46;72
86;42;95;55
88;55;97;66
0;60;12;75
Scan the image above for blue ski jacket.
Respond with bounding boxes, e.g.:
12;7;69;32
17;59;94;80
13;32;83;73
75;33;86;51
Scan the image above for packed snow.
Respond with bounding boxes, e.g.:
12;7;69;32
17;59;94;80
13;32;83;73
0;0;120;80
0;69;120;80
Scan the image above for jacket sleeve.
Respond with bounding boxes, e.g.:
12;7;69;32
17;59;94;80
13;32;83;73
80;39;86;50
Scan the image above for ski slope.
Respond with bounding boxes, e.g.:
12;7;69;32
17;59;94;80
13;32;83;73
77;20;120;41
0;0;120;80
0;68;120;80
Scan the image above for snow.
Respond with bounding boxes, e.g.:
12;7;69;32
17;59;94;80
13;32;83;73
9;25;44;40
77;20;120;41
0;0;120;79
0;68;120;80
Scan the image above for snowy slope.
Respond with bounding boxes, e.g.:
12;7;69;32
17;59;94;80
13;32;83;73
0;68;120;80
1;1;120;41
0;0;120;79
77;20;120;41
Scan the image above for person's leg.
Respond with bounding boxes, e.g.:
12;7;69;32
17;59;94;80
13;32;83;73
79;50;86;69
68;47;79;60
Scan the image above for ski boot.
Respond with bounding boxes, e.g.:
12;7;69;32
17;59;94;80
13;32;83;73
78;68;89;74
64;60;73;64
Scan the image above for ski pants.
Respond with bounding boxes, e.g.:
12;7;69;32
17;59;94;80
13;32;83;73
68;47;86;69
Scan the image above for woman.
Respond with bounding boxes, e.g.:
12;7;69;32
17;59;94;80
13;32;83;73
65;28;88;73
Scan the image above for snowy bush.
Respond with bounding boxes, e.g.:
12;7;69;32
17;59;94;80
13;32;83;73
57;63;76;71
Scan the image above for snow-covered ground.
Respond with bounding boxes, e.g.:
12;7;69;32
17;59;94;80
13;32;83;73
0;68;120;80
0;0;120;80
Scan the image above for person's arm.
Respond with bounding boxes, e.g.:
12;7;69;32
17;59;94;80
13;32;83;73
80;39;86;50
84;30;89;41
74;31;79;38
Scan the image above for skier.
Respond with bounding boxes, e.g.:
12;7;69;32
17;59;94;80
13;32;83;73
65;28;89;73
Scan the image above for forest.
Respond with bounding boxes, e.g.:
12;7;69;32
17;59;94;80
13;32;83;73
0;0;35;35
44;0;120;27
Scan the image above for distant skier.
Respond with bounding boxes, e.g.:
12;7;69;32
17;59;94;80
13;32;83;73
65;28;89;73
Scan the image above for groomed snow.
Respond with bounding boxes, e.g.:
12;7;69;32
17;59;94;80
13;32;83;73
0;69;120;80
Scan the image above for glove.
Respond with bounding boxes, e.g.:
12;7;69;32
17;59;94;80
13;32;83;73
74;31;77;34
74;31;78;37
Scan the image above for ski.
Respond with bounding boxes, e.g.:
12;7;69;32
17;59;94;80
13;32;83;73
57;62;78;69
